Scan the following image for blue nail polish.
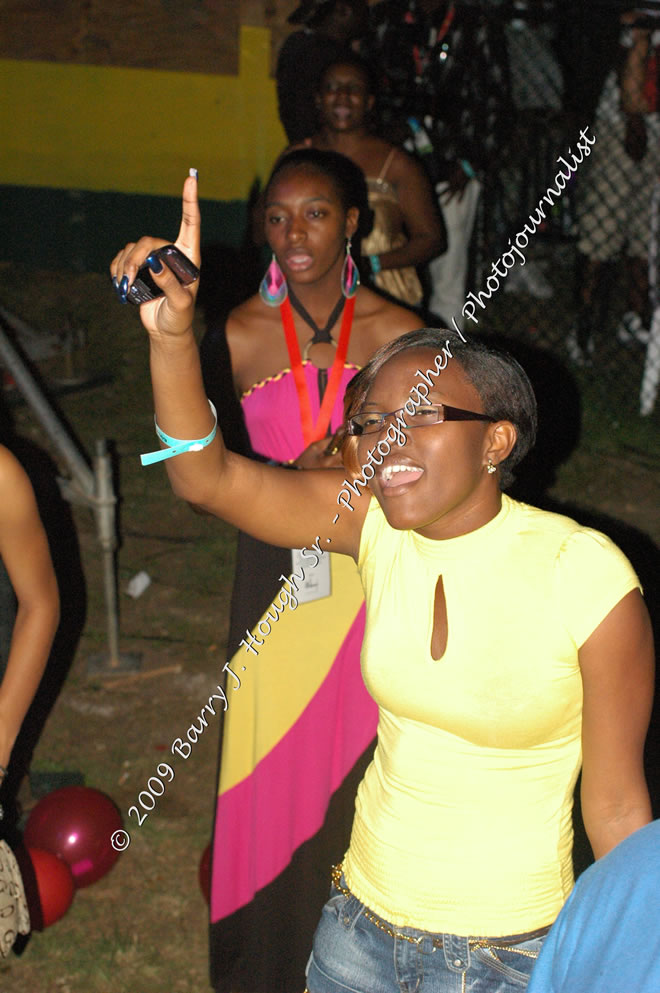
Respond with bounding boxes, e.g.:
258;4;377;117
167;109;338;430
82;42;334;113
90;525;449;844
146;254;163;273
112;275;118;289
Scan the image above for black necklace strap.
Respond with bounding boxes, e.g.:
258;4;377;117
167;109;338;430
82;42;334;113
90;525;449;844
287;287;345;344
286;288;346;425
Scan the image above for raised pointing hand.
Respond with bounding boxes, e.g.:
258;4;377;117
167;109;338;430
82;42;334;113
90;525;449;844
110;170;201;338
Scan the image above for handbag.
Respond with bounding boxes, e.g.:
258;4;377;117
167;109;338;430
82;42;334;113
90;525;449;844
0;839;30;956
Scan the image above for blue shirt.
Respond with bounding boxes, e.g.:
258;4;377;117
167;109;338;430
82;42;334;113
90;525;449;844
527;821;660;993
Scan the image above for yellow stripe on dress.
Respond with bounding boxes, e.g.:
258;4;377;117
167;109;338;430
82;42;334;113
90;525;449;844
219;552;365;794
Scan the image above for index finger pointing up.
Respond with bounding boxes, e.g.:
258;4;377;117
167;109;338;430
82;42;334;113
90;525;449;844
176;168;201;266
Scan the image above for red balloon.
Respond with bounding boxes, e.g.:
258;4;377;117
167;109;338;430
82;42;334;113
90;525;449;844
26;848;75;929
199;842;211;904
24;786;123;888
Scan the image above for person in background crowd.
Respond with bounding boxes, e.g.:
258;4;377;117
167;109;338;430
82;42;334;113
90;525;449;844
526;820;660;993
568;8;660;365
276;0;369;144
364;0;512;328
300;53;446;307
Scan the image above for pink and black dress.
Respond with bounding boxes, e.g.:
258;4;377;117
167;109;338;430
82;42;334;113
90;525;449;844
209;307;378;992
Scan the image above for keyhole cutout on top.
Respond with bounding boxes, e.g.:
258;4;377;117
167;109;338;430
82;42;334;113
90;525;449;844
430;575;448;661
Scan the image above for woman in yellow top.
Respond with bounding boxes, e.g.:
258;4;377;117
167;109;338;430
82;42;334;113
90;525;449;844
303;53;446;306
111;173;654;993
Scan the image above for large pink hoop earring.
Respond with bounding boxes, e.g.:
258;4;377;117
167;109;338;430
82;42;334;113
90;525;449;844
259;254;288;307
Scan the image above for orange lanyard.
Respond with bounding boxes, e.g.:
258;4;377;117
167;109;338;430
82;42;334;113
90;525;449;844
279;295;355;446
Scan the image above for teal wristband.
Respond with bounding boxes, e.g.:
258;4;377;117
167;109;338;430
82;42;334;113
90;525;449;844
459;159;476;179
369;254;382;275
140;400;217;466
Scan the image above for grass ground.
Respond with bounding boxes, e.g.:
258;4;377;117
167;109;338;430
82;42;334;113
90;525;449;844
0;262;658;992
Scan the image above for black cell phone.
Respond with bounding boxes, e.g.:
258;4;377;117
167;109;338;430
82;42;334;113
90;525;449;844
127;244;200;305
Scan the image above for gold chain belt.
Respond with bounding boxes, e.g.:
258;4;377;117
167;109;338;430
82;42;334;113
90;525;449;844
330;863;549;958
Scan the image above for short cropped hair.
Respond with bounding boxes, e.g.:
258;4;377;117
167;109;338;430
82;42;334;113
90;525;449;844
342;328;538;489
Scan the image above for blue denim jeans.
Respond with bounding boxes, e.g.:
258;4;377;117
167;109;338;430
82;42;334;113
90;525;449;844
305;874;546;993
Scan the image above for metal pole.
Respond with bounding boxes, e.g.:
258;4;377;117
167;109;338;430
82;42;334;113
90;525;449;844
85;443;140;676
93;440;121;664
0;306;140;674
0;319;94;498
86;444;141;675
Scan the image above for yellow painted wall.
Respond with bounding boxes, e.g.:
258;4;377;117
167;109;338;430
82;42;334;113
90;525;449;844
0;25;286;201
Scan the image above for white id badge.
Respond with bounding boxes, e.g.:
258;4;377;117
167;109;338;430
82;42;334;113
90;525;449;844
291;548;332;604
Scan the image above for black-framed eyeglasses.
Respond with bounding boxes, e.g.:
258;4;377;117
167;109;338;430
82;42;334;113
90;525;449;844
347;404;496;436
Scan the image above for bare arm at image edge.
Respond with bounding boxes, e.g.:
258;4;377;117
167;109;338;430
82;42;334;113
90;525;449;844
0;447;59;770
579;588;654;859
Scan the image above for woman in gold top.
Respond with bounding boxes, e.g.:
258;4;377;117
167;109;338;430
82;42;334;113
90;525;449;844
304;53;446;306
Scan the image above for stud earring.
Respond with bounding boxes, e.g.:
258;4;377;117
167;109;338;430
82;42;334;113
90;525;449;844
341;237;360;299
259;254;288;307
486;459;497;474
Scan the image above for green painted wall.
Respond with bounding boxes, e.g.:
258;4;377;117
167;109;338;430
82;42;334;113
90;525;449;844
0;186;249;272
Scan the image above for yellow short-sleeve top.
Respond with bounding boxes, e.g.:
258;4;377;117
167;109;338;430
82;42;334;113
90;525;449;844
343;495;641;936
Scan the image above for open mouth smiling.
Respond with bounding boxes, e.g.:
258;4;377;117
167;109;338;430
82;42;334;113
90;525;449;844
379;462;425;489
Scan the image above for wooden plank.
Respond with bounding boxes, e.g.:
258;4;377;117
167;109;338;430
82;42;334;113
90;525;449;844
0;0;241;74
